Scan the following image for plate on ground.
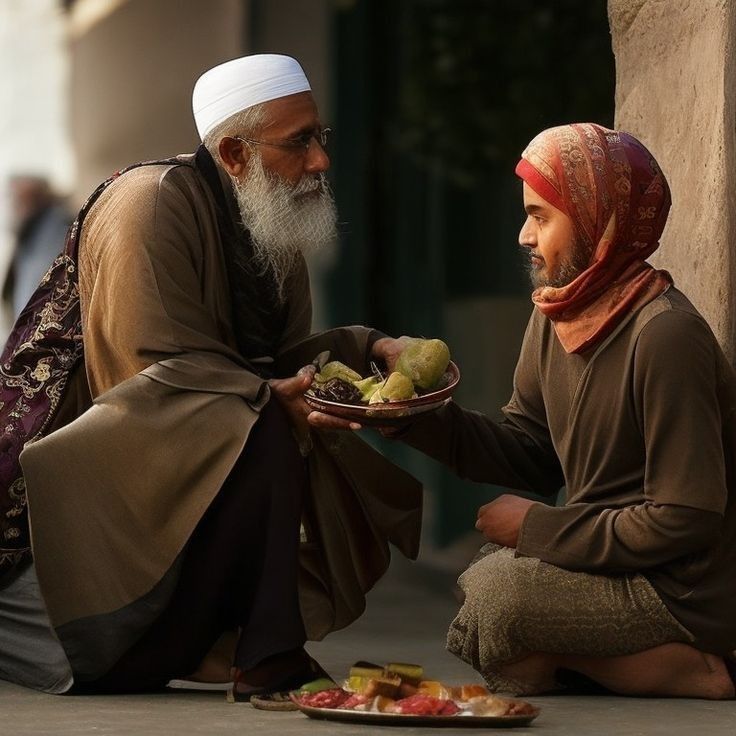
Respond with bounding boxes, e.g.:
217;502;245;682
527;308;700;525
293;701;539;728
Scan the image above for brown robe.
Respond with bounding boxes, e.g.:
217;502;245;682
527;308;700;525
19;152;422;678
403;287;736;655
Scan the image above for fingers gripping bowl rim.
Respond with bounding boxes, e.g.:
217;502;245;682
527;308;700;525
304;361;460;427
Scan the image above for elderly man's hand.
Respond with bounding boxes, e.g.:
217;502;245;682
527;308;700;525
270;365;361;435
475;494;536;548
267;365;315;436
306;409;361;432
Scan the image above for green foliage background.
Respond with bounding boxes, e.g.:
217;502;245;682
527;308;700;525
392;0;615;186
329;0;616;545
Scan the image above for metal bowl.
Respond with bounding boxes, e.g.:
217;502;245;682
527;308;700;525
304;361;460;427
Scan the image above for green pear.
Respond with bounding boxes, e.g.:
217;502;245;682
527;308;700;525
368;371;415;404
395;338;450;390
314;360;362;384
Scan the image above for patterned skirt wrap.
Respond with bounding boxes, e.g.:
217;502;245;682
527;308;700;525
447;544;694;695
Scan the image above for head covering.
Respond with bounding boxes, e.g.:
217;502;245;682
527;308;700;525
192;54;311;140
515;123;673;354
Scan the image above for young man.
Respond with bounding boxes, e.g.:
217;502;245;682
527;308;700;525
0;54;421;696
342;123;736;699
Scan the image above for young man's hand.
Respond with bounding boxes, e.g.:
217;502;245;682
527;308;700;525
370;336;413;373
475;494;536;548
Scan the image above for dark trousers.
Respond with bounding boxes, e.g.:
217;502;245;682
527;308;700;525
78;400;308;693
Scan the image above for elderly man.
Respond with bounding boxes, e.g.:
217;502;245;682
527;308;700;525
0;54;421;697
352;124;736;699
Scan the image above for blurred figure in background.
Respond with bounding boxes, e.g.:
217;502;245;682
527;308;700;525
1;175;71;318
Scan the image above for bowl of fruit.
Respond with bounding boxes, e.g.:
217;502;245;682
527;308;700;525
304;338;459;426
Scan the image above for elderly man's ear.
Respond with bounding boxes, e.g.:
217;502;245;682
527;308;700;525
218;137;249;177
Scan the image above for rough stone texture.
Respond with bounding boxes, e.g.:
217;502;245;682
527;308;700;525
609;0;736;364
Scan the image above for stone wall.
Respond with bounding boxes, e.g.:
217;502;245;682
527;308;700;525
69;0;246;204
609;0;736;364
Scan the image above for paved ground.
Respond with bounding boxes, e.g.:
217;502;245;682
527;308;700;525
1;555;735;735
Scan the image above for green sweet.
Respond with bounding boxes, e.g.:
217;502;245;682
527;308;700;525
395;338;450;391
296;677;339;694
348;661;384;679
385;661;424;686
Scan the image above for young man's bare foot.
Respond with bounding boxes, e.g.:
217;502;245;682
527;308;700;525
698;652;735;700
497;653;560;695
494;644;735;700
561;643;735;700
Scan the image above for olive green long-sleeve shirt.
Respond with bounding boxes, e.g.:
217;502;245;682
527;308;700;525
404;288;736;654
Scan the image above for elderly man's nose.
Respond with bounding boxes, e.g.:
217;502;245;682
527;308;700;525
305;139;330;173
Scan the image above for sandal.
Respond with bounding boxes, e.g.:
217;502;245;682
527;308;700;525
226;669;314;705
227;651;332;705
249;692;299;712
246;676;339;711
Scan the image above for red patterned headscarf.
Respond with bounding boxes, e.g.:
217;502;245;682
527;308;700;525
515;123;672;354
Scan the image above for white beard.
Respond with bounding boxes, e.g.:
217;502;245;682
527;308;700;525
231;153;338;301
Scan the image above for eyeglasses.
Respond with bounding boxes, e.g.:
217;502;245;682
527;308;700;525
234;127;331;153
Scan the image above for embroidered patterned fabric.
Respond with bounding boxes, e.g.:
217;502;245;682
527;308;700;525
515;123;673;354
0;159;181;576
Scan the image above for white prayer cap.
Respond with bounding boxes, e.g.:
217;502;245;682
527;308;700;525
192;54;311;140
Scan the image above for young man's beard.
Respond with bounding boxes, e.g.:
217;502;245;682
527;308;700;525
525;236;593;290
231;152;338;301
